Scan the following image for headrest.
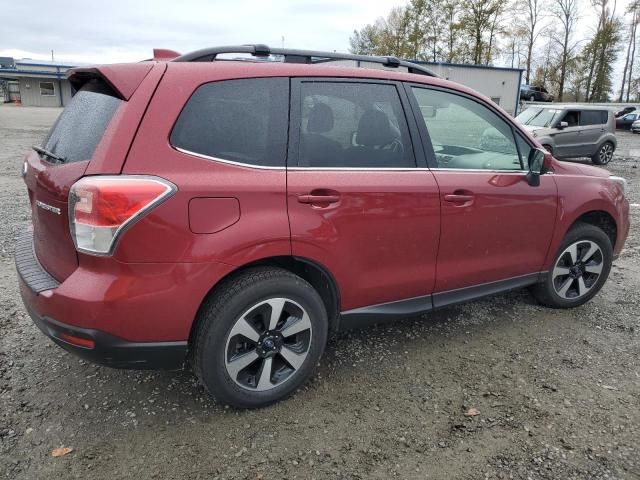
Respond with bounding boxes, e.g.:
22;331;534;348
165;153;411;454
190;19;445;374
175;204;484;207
356;108;394;147
307;103;334;133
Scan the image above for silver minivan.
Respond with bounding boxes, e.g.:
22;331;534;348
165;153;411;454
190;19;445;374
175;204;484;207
515;106;617;165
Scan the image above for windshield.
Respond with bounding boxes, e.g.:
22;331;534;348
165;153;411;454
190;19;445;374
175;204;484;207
516;107;563;128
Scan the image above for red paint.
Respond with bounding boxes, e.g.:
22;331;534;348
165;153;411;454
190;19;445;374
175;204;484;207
432;171;557;291
19;59;631;348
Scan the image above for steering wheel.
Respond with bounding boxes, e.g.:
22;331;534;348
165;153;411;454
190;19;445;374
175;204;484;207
381;138;404;154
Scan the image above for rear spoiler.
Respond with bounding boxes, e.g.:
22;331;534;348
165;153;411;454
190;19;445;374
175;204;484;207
153;49;181;61
67;63;155;100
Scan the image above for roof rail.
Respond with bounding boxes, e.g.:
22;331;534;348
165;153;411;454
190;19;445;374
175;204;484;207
173;44;438;77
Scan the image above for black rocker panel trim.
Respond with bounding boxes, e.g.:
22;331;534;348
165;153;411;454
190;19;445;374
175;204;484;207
338;272;545;330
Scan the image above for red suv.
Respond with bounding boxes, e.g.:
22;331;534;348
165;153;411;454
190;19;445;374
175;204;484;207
17;46;630;408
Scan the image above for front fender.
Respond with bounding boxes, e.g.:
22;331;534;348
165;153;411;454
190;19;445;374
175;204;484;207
542;174;629;269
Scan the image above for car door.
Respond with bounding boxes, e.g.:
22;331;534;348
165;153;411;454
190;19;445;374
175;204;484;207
552;110;586;157
580;110;607;154
406;85;557;303
286;79;441;312
623;113;638;128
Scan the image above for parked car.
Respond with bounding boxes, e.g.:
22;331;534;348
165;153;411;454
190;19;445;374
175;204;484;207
631;119;640;133
17;46;629;408
615;112;640;129
614;106;636;117
520;84;554;102
515;106;617;165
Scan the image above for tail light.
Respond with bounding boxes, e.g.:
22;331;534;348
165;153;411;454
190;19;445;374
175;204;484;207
69;175;176;255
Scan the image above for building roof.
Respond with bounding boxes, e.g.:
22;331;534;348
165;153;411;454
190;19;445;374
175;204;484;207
0;57;78;80
15;59;78;68
414;60;524;73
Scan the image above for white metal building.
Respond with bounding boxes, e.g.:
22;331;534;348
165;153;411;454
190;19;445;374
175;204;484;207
415;61;524;116
0;58;75;107
330;59;523;117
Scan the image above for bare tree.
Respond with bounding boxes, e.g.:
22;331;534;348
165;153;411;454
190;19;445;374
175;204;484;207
551;0;580;100
620;0;640;100
515;0;546;83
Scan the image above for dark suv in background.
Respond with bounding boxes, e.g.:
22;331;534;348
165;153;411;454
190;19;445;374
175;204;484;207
520;84;554;102
17;46;629;407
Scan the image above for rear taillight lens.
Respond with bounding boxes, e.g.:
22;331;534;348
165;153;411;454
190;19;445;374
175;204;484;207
69;176;176;255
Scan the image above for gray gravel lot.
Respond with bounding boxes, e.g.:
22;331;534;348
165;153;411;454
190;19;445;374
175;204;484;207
1;105;639;480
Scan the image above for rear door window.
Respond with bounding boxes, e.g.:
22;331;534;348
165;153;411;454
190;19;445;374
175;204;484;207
170;77;289;167
295;82;415;168
581;110;607;125
42;80;122;163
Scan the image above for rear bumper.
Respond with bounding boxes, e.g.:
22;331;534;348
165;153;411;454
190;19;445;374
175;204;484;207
15;229;234;369
25;305;187;369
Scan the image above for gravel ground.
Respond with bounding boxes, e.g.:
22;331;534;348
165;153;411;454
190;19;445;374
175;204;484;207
1;105;639;480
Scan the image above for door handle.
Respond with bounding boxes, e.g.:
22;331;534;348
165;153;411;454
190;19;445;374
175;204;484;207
443;194;474;203
298;193;340;204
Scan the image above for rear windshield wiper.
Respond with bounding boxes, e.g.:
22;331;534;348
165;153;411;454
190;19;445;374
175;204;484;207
32;145;66;164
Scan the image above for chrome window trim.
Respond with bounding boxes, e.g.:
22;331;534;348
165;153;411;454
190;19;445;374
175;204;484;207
174;147;286;170
287;167;422;171
429;168;527;173
175;147;546;174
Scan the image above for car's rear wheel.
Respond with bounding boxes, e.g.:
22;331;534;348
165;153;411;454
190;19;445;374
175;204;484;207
542;144;553;155
531;223;612;308
193;267;328;408
592;141;614;165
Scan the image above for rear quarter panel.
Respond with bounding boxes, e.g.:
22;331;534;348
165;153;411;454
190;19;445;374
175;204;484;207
118;63;291;265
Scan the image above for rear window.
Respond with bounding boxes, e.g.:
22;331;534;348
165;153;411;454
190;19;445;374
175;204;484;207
42;80;121;163
581;110;608;125
170;78;289;167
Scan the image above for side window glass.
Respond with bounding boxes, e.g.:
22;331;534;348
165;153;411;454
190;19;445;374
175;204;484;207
411;87;522;171
562;111;580;127
582;110;606;126
297;82;415;168
170;78;289;167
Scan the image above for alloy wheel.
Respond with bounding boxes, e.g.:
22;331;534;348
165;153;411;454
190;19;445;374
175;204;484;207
224;297;312;391
552;240;604;300
599;143;614;164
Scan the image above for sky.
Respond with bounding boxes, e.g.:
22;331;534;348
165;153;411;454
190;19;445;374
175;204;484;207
0;0;401;64
0;0;634;76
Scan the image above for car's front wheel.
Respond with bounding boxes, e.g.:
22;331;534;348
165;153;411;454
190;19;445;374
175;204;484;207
592;141;614;165
531;223;613;308
193;267;328;408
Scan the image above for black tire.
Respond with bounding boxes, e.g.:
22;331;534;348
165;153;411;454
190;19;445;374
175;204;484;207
592;141;615;165
542;144;553;155
531;223;613;308
193;267;328;408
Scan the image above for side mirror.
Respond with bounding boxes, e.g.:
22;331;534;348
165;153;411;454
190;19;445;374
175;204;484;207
557;121;568;129
526;148;545;187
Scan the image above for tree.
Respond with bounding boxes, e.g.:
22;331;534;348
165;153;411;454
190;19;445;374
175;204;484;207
515;0;546;84
551;0;580;101
583;0;622;101
349;24;380;56
349;7;414;58
460;0;507;64
619;0;640;101
442;0;463;62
